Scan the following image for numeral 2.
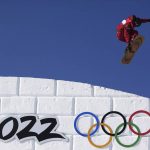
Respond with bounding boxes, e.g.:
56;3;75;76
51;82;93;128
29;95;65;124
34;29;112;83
37;118;66;142
16;116;38;140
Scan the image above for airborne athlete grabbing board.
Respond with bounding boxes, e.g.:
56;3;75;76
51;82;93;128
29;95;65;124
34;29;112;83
116;15;150;64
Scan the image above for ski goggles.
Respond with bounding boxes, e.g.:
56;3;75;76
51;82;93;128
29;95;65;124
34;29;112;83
74;110;150;148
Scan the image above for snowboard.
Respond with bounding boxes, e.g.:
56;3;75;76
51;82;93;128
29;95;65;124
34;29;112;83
121;35;144;64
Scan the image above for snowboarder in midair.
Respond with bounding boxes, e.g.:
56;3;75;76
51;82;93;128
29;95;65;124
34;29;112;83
116;15;150;52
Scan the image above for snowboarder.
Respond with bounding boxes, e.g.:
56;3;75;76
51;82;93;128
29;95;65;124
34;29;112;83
116;15;150;52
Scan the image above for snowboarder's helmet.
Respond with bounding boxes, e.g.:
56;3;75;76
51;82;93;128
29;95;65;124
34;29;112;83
132;15;141;27
132;15;137;21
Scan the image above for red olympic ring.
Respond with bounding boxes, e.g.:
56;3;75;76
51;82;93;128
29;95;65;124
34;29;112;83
129;110;150;136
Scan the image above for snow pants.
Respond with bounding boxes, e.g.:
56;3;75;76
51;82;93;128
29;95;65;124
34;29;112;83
117;28;138;44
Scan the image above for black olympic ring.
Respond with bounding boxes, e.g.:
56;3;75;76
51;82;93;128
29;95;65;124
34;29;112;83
101;111;127;136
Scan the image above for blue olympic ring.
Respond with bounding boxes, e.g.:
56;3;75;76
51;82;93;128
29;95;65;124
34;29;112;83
74;112;100;137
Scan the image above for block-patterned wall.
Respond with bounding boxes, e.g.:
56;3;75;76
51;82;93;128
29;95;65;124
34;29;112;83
0;77;149;150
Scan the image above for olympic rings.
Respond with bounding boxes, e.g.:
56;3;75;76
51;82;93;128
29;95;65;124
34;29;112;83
88;123;113;148
74;112;100;137
115;122;141;148
101;111;127;136
74;110;150;148
129;110;150;136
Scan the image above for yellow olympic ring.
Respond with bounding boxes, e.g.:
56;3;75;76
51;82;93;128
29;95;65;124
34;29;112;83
87;123;113;148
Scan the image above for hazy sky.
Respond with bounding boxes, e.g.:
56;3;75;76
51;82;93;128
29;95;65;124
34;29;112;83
0;0;150;97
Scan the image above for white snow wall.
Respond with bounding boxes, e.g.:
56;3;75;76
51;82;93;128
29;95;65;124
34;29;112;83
0;77;149;150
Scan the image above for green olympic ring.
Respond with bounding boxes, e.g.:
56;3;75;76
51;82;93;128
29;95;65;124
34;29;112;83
115;122;141;148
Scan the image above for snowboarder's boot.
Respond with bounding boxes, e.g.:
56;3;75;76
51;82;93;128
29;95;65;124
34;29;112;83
125;43;135;53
